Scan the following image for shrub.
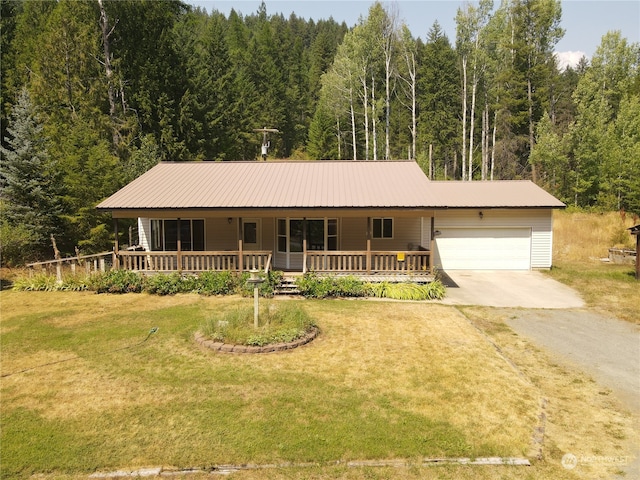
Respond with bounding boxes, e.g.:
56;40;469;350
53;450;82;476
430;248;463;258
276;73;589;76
195;271;237;295
367;280;446;300
238;270;283;298
0;221;36;267
88;270;144;294
12;273;91;292
201;302;316;346
144;273;186;295
12;274;60;291
296;272;370;298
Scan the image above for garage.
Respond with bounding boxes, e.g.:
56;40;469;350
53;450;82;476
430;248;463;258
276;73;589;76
434;227;532;270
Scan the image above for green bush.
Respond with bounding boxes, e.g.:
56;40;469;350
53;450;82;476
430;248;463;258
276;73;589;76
12;273;91;292
12;274;60;291
297;272;446;300
201;302;316;346
296;272;370;298
144;273;186;295
238;270;283;297
195;271;237;295
88;270;145;294
0;220;36;267
367;280;446;300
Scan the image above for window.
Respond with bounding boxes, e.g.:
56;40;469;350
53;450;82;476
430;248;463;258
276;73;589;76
243;222;257;244
150;219;205;251
277;219;287;253
327;219;338;250
277;218;338;252
372;218;393;239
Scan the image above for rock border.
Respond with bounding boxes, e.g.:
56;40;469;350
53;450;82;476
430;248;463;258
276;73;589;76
194;326;319;354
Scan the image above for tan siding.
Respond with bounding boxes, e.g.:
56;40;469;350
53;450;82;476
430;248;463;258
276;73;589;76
262;218;275;251
370;217;422;250
341;217;367;250
205;218;237;250
340;217;423;251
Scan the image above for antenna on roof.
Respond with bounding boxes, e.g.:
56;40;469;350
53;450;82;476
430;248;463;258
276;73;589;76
253;127;280;161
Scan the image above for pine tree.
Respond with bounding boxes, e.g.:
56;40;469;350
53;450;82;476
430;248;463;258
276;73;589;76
418;22;460;178
0;88;62;260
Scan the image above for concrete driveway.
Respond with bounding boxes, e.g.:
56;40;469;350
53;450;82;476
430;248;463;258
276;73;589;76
439;270;585;308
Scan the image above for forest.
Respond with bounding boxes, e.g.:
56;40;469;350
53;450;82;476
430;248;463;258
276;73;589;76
1;0;639;264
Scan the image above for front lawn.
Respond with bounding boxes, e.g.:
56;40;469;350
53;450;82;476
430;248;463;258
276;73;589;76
1;291;538;478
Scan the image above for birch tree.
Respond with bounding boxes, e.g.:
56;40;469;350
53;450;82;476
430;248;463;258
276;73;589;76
397;24;418;160
456;0;492;180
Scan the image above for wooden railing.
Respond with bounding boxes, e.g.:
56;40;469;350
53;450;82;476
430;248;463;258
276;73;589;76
27;251;114;282
304;250;431;274
115;251;272;273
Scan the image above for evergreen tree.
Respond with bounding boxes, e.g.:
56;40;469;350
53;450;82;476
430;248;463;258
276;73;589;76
418;22;460;178
0;88;62;261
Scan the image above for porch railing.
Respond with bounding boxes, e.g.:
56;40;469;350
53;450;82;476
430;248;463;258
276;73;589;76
115;250;272;274
304;250;431;274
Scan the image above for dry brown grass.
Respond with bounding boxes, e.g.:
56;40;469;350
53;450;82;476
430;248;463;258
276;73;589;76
2;292;543;479
243;301;541;453
461;306;639;480
553;209;636;264
550;210;638;324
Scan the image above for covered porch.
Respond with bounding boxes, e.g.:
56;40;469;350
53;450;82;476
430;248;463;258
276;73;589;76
113;244;432;277
110;213;434;278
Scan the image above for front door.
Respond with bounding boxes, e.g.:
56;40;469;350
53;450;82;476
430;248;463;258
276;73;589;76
242;219;261;250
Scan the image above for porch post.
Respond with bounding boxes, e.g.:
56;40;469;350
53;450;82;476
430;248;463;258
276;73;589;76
177;218;182;272
430;216;435;272
238;218;243;273
302;218;307;273
366;217;372;274
112;218;119;270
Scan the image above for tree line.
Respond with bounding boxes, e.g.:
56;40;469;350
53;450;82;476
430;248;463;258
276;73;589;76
1;0;638;265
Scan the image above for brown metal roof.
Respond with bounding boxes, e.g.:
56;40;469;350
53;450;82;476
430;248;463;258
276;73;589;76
428;181;566;208
97;161;565;211
97;161;438;210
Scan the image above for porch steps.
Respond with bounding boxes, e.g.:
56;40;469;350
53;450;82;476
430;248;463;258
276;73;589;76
275;276;301;295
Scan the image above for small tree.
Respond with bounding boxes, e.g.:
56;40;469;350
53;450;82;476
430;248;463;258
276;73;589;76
0;88;62;262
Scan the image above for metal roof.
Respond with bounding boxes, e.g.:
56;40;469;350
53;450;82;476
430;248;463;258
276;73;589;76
97;161;565;211
428;181;566;208
97;161;438;210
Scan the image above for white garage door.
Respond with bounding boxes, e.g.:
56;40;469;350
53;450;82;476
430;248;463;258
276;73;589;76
435;228;532;270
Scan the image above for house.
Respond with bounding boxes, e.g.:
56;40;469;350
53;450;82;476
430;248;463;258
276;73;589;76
96;161;565;275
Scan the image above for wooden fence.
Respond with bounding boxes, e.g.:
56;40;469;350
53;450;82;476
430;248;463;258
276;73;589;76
27;251;114;283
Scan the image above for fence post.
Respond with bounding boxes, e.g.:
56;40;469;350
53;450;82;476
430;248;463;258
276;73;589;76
56;262;62;284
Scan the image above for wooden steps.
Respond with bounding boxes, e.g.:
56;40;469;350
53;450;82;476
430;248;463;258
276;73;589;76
274;276;301;295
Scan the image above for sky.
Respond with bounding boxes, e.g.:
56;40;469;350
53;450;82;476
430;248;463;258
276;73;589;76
190;0;640;69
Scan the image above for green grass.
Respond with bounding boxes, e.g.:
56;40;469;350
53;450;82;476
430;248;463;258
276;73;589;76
201;301;316;346
546;262;637;323
1;291;538;478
